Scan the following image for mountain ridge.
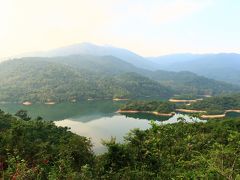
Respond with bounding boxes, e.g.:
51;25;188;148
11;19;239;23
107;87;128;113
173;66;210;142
0;57;172;102
17;42;158;70
0;54;239;103
4;42;240;85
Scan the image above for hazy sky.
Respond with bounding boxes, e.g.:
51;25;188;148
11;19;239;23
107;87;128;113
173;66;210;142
0;0;240;58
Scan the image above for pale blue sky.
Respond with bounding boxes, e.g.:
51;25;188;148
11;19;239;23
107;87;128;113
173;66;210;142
0;0;239;57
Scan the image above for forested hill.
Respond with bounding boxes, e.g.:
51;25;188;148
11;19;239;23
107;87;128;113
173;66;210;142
0;59;172;103
0;55;239;103
18;42;157;70
24;55;240;96
18;43;240;85
21;55;142;75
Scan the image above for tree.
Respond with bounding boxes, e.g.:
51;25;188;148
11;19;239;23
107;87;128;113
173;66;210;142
15;110;31;121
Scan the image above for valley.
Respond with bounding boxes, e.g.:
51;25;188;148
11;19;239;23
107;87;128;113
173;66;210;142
0;40;240;180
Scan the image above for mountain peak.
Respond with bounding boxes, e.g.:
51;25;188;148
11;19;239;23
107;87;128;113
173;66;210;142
16;42;158;70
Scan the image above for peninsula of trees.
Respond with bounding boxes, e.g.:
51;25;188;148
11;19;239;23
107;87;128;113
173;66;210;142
119;94;240;118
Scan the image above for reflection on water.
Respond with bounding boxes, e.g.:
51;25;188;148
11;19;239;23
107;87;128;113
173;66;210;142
121;112;170;121
226;112;240;118
55;113;205;154
55;114;152;153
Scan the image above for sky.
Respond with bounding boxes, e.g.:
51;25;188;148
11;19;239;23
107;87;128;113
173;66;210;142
0;0;240;58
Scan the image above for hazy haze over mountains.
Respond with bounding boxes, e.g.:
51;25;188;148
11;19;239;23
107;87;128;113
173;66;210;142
149;53;240;85
0;46;239;103
12;42;240;85
19;43;158;70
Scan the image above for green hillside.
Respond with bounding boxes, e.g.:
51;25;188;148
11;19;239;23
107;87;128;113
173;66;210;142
14;55;240;97
0;59;172;103
25;55;141;75
0;55;239;103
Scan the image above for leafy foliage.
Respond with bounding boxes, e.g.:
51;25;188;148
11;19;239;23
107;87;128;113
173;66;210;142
96;119;240;179
1;109;240;179
0;110;94;179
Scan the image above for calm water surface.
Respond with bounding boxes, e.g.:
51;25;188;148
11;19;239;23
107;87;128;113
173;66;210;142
0;100;206;153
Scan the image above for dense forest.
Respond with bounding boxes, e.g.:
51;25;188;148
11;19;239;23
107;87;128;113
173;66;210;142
0;59;172;103
0;55;239;103
1;110;240;179
120;101;176;114
0;110;94;179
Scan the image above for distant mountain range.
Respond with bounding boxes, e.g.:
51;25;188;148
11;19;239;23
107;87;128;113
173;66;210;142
1;42;239;102
148;53;240;85
19;42;158;70
15;43;240;85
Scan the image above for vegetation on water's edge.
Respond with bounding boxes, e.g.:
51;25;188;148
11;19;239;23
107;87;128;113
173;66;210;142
120;101;176;114
1;109;240;179
120;94;240;116
171;93;210;100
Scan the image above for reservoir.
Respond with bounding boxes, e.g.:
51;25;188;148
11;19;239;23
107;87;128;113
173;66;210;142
0;100;205;153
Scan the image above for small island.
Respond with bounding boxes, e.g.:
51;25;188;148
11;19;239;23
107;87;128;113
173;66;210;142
44;102;56;105
113;98;129;101
22;101;32;106
169;98;203;103
118;101;176;117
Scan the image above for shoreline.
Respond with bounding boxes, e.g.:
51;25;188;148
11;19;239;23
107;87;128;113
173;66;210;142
201;109;240;119
45;102;56;105
22;101;32;106
169;98;203;103
118;109;240;119
116;110;175;117
21;101;56;105
176;109;207;113
113;98;129;101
